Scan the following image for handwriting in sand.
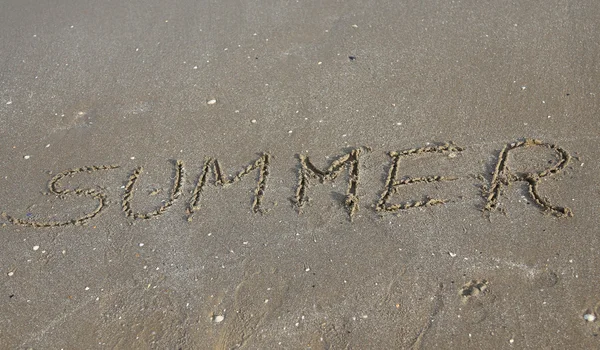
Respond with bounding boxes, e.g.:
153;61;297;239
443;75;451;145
1;139;574;228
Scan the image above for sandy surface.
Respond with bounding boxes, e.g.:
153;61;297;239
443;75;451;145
1;0;600;349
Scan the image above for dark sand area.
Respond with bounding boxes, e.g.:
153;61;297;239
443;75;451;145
1;0;600;348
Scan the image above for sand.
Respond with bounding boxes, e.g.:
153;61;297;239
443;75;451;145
1;0;600;348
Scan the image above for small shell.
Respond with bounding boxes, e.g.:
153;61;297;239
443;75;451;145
583;313;596;322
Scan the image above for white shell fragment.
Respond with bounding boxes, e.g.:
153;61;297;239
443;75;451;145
583;313;596;322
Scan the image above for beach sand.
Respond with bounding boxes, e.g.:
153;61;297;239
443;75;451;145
1;1;600;348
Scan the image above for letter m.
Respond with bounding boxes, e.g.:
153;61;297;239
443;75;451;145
293;147;367;221
187;153;271;219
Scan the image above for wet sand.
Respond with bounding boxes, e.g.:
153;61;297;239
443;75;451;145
1;1;600;348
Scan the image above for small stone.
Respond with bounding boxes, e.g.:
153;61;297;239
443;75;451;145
583;313;596;322
33;245;39;251
207;99;217;105
23;155;30;160
7;271;14;277
251;119;257;124
213;315;225;323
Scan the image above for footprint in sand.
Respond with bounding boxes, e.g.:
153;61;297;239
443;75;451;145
459;279;495;324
